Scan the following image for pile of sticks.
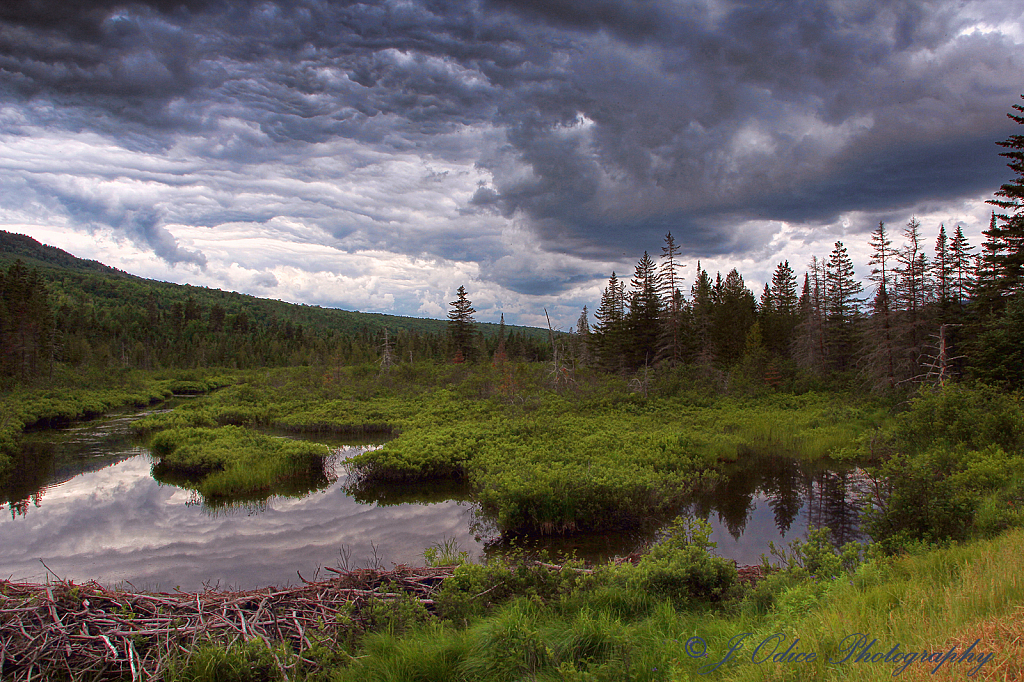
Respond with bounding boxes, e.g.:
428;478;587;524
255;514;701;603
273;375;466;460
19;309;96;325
0;565;456;682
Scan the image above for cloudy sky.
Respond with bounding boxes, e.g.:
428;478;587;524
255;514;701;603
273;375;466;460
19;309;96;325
1;0;1022;327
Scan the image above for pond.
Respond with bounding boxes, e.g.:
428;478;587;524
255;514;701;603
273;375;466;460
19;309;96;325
0;407;870;590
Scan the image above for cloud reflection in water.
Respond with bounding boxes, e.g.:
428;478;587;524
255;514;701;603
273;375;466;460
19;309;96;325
0;454;481;591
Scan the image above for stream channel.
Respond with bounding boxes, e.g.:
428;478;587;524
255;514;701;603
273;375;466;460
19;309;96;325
0;402;869;591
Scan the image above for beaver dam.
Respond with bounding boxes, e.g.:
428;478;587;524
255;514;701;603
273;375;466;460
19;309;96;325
0;556;768;682
0;565;456;681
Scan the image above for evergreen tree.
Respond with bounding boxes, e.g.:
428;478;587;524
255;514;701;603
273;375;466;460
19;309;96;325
494;313;508;364
593;272;627;371
573;306;590;366
794;259;827;375
447;285;477;362
950;225;975;307
974;212;1005;313
759;283;774;320
895;217;928;315
824;241;863;372
864;221;897;390
689;263;715;363
657;233;685;366
932;224;952;309
712;268;756;364
625;252;661;367
987;93;1024;298
894;217;932;380
763;260;798;358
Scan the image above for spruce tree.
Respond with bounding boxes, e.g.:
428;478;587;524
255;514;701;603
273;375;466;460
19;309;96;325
626;252;661;368
712;268;756;364
689;263;714;363
447;285;477;362
793;257;828;374
950;225;975;307
865;222;897;390
594;272;626;371
894;218;933;379
933;224;952;309
766;260;798;358
824;241;863;372
657;233;685;366
987;93;1024;298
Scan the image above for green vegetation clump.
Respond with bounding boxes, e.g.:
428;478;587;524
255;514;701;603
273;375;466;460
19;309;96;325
345;388;878;535
150;425;330;499
864;384;1024;552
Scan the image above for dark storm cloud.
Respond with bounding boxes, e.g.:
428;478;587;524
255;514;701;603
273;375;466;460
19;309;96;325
54;189;208;266
473;0;1024;258
1;0;1022;299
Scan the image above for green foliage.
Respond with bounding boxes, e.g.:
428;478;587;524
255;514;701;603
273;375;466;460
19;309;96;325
883;383;1024;455
864;385;1024;552
359;588;433;635
618;517;738;606
434;552;590;624
165;640;288;682
150;425;330;499
767;526;864;579
971;295;1024;390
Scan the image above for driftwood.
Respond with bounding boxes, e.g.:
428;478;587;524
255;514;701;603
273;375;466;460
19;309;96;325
0;565;457;682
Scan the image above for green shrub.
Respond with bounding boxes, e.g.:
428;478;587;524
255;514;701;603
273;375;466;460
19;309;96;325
622;517;737;606
435;553;589;624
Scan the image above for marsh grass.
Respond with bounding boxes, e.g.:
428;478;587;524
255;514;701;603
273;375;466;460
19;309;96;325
150;425;330;499
133;368;887;535
423;537;470;567
348;390;883;534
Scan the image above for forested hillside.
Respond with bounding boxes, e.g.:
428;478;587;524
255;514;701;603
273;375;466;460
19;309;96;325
0;231;549;381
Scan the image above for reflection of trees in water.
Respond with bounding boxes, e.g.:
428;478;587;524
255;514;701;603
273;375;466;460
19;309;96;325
6;490;44;519
2;429;145;519
760;458;808;535
805;469;868;545
686;456;866;546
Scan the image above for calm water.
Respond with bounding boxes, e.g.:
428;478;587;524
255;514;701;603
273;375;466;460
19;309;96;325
0;408;868;590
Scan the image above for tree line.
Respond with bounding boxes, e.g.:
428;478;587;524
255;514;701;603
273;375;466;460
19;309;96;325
583;220;1008;388
580;95;1024;391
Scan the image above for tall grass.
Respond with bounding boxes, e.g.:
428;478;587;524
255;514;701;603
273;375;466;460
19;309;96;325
323;529;1024;682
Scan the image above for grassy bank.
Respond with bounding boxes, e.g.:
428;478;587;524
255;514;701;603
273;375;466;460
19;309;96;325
330;531;1024;682
0;369;233;479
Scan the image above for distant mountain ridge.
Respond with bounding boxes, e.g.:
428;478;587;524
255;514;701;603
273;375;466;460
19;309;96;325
0;229;542;340
0;230;131;277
